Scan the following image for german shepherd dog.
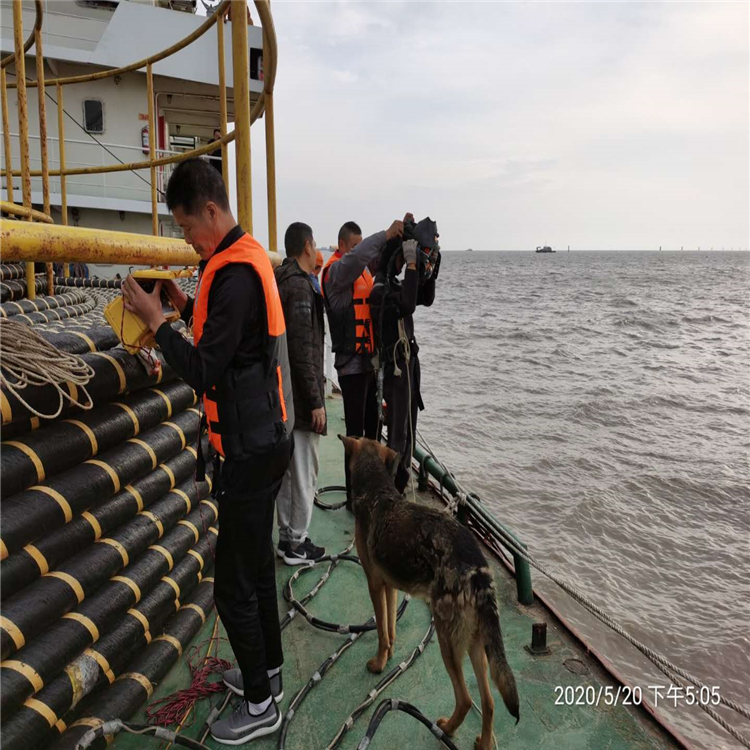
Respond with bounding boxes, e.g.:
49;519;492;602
339;435;520;750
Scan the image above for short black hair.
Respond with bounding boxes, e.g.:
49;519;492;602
213;128;221;135
338;221;362;245
284;222;314;258
166;158;229;215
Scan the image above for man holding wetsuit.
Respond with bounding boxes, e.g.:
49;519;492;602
122;158;291;745
369;221;439;493
321;218;404;507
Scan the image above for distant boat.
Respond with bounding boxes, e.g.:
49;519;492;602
466;248;474;252
535;245;555;253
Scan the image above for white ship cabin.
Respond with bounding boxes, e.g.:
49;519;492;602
1;0;264;278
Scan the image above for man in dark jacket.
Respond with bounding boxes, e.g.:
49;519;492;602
274;222;327;565
370;233;438;493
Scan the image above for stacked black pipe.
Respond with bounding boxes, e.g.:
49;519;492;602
0;284;218;749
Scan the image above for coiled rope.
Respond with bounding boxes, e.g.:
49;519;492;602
0;318;94;419
414;428;750;749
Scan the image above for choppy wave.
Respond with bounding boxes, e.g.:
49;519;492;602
415;251;750;750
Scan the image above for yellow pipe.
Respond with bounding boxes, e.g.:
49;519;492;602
232;0;252;233
7;0;231;89
35;25;54;296
1;220;200;266
56;82;69;277
146;63;158;236
1;68;14;204
12;0;35;301
0;201;52;222
13;130;237;178
264;89;277;254
216;15;229;199
0;0;41;70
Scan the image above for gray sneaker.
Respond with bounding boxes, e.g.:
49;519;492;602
223;668;284;703
210;698;281;745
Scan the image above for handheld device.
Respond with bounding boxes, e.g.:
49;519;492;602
104;267;195;355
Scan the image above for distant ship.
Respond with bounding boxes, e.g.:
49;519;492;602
536;245;556;253
466;248;474;252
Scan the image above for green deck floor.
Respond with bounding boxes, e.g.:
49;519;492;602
116;395;678;750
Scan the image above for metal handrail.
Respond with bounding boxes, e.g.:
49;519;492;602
1;0;280;299
0;0;41;69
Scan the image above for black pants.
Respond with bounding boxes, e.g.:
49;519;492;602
338;370;379;501
213;439;291;703
383;356;421;493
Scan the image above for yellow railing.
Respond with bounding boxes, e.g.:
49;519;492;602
0;0;279;299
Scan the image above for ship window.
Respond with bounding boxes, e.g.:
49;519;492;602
82;99;104;134
75;0;119;10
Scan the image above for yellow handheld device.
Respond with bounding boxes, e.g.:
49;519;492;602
104;267;195;355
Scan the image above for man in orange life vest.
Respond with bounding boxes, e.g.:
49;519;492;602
321;218;405;507
122;159;291;744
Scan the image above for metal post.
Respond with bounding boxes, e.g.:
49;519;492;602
35;24;53;295
146;63;158;236
216;14;229;198
1;68;14;203
56;82;69;277
264;89;277;253
12;0;35;300
231;0;252;232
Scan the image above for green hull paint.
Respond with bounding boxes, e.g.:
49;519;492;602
115;395;678;750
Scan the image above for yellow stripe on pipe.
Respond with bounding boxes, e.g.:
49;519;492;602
98;538;129;566
64;420;98;453
159;463;176;488
186;445;197;459
69;331;96;352
70;717;104;730
200;499;218;521
66;382;79;404
81;511;102;541
1;391;13;424
30;417;40;430
83;649;115;684
24;697;57;727
0;616;25;650
92;352;126;394
172;489;191;513
154;634;182;656
151;388;172;417
113;402;140;435
127;438;157;469
45;571;85;603
3;441;45;482
85;460;120;493
177;520;199;543
62;613;99;641
54;718;67;734
181;603;206;624
23;544;49;575
205;474;213;492
148;545;173;570
163;421;186;449
161;576;181;600
187;549;205;569
118;671;153;697
31;485;73;522
208;526;218;537
126;608;150;635
138;511;164;538
1;660;44;692
0;538;7;560
111;576;141;603
124;484;144;511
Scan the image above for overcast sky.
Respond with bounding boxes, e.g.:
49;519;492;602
232;1;748;251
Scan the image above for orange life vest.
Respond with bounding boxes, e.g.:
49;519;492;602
194;233;293;458
321;252;375;355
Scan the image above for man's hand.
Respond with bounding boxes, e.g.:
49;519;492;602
122;277;167;334
162;279;188;315
402;239;419;268
311;407;326;434
385;220;404;242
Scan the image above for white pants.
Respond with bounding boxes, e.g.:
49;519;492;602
276;429;320;546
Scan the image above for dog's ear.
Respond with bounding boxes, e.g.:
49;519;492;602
374;442;400;478
338;434;361;460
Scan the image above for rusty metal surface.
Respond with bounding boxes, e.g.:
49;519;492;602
0;0;41;69
146;63;158;236
0;202;53;223
231;0;253;233
1;68;15;204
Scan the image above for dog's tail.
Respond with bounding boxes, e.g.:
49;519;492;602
475;567;520;723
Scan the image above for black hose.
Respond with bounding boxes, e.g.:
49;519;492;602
313;485;348;511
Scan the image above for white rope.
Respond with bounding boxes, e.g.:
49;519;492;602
0;318;94;419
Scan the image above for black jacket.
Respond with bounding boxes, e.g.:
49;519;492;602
275;258;326;434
